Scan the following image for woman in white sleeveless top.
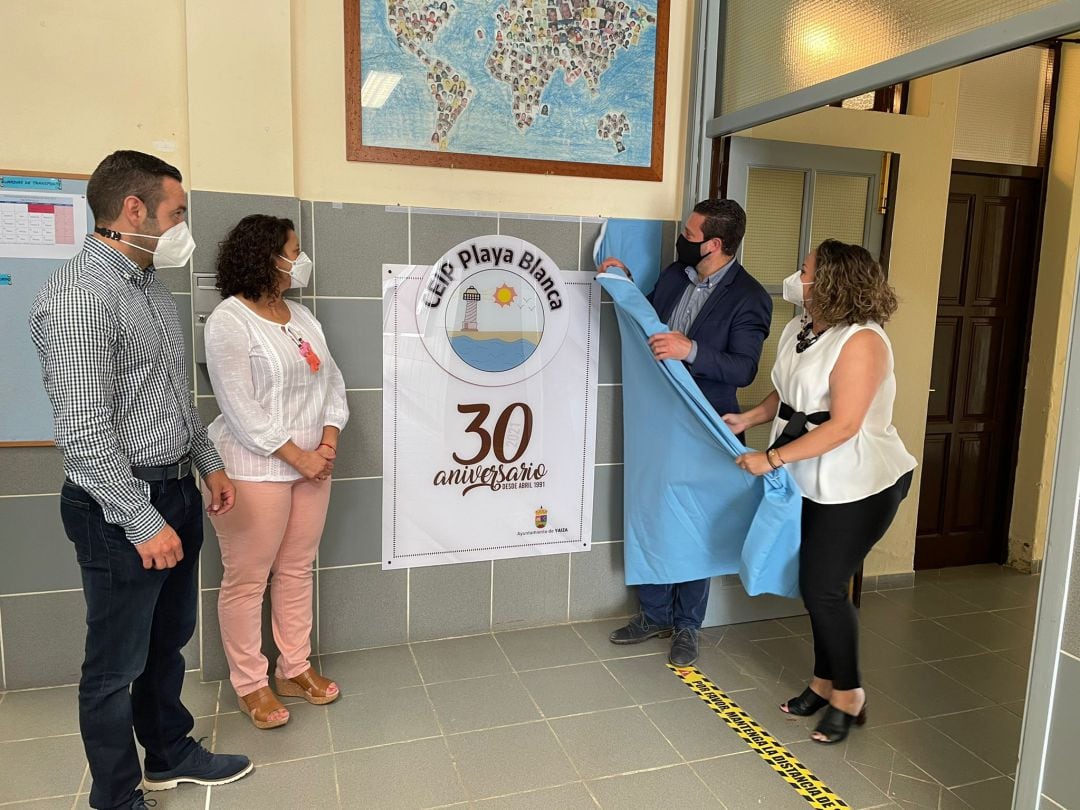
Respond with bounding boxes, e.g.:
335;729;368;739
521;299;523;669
723;240;916;745
204;215;349;729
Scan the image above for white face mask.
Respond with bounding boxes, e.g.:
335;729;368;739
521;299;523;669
111;221;197;268
277;251;313;288
782;270;812;308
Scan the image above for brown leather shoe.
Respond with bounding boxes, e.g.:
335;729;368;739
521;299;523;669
237;686;290;729
274;668;340;705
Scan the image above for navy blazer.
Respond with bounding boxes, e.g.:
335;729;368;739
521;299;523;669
648;260;772;416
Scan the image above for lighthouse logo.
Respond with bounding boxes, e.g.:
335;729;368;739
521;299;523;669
444;271;545;373
416;236;570;386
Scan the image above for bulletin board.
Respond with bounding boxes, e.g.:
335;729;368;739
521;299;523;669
0;170;93;446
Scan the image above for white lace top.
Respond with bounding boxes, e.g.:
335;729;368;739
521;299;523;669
204;296;348;481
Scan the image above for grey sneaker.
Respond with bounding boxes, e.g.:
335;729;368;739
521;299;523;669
609;612;674;645
143;738;253;791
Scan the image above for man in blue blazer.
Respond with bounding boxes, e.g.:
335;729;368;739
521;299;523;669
601;198;772;666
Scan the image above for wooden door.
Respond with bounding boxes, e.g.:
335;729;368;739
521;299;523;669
915;169;1041;569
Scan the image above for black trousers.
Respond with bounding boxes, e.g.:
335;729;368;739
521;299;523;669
60;475;202;810
799;471;913;691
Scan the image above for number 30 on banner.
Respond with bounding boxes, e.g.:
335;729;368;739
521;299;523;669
452;403;535;465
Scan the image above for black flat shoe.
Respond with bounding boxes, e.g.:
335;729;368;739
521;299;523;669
781;687;829;717
811;704;867;745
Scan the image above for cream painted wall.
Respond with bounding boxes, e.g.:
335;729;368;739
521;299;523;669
2;0;690;220
740;74;961;576
0;1;190;177
1010;44;1080;569
185;0;295;196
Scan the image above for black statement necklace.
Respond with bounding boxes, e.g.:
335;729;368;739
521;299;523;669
796;319;829;353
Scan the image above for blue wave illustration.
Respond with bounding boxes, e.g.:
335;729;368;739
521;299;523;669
450;336;539;372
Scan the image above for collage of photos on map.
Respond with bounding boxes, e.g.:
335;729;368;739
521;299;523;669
388;0;657;148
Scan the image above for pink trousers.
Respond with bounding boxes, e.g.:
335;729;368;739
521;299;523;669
208;478;331;696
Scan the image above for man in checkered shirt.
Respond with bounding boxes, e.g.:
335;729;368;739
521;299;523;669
29;151;253;810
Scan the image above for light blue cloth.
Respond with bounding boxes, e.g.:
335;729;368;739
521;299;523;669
596;270;803;599
591;218;666;295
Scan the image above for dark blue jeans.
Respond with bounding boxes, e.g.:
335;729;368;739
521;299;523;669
637;578;710;630
60;475;203;810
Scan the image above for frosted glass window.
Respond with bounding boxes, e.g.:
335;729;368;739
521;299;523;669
841;92;877;110
953;47;1049;165
810;173;870;248
742;168;805;286
720;0;1060;114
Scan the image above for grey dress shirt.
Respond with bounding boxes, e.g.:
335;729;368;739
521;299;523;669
667;256;737;364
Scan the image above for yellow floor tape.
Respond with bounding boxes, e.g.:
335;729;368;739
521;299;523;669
669;664;850;810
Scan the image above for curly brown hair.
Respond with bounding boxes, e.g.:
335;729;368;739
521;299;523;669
812;239;898;326
215;215;295;301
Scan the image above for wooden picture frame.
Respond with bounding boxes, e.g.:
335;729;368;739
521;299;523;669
345;1;669;181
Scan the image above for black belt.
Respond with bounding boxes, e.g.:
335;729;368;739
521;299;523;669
131;456;192;482
769;403;830;451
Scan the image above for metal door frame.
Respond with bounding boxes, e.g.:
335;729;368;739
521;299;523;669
681;4;1080;805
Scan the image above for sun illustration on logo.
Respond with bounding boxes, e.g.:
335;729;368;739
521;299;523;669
493;284;517;307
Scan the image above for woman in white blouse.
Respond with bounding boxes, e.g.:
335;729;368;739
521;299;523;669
723;240;916;746
204;215;349;729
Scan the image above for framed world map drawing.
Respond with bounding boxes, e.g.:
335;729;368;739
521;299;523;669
345;0;669;180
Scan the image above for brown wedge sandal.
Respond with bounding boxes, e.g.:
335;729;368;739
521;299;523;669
238;686;290;730
274;668;340;705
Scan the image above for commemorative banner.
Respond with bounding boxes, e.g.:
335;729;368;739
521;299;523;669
382;236;600;569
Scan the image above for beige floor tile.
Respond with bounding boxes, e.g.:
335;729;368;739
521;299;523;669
495;625;597;671
210;754;337;810
549;706;680;779
862;664;991;718
411;635;511;684
931;653;1029;704
445;721;577;800
319;644;422;695
334;738;466;808
426;673;541;733
693;751;811;810
328;686;440;751
518;661;634;718
215;701;330;765
951;776;1015;810
604;653;694;704
475;782;596;809
928;706;1022;775
870;722;998;788
0;735;87;805
587;764;721;808
0;686;79;742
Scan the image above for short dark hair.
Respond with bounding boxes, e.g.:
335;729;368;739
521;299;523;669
86;150;183;225
693;198;746;256
215;215;295;301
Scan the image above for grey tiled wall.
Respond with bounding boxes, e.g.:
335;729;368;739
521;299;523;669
0;190;675;690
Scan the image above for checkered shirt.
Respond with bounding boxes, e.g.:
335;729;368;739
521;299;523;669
28;236;224;543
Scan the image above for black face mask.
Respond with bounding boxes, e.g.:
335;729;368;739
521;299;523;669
676;234;714;268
